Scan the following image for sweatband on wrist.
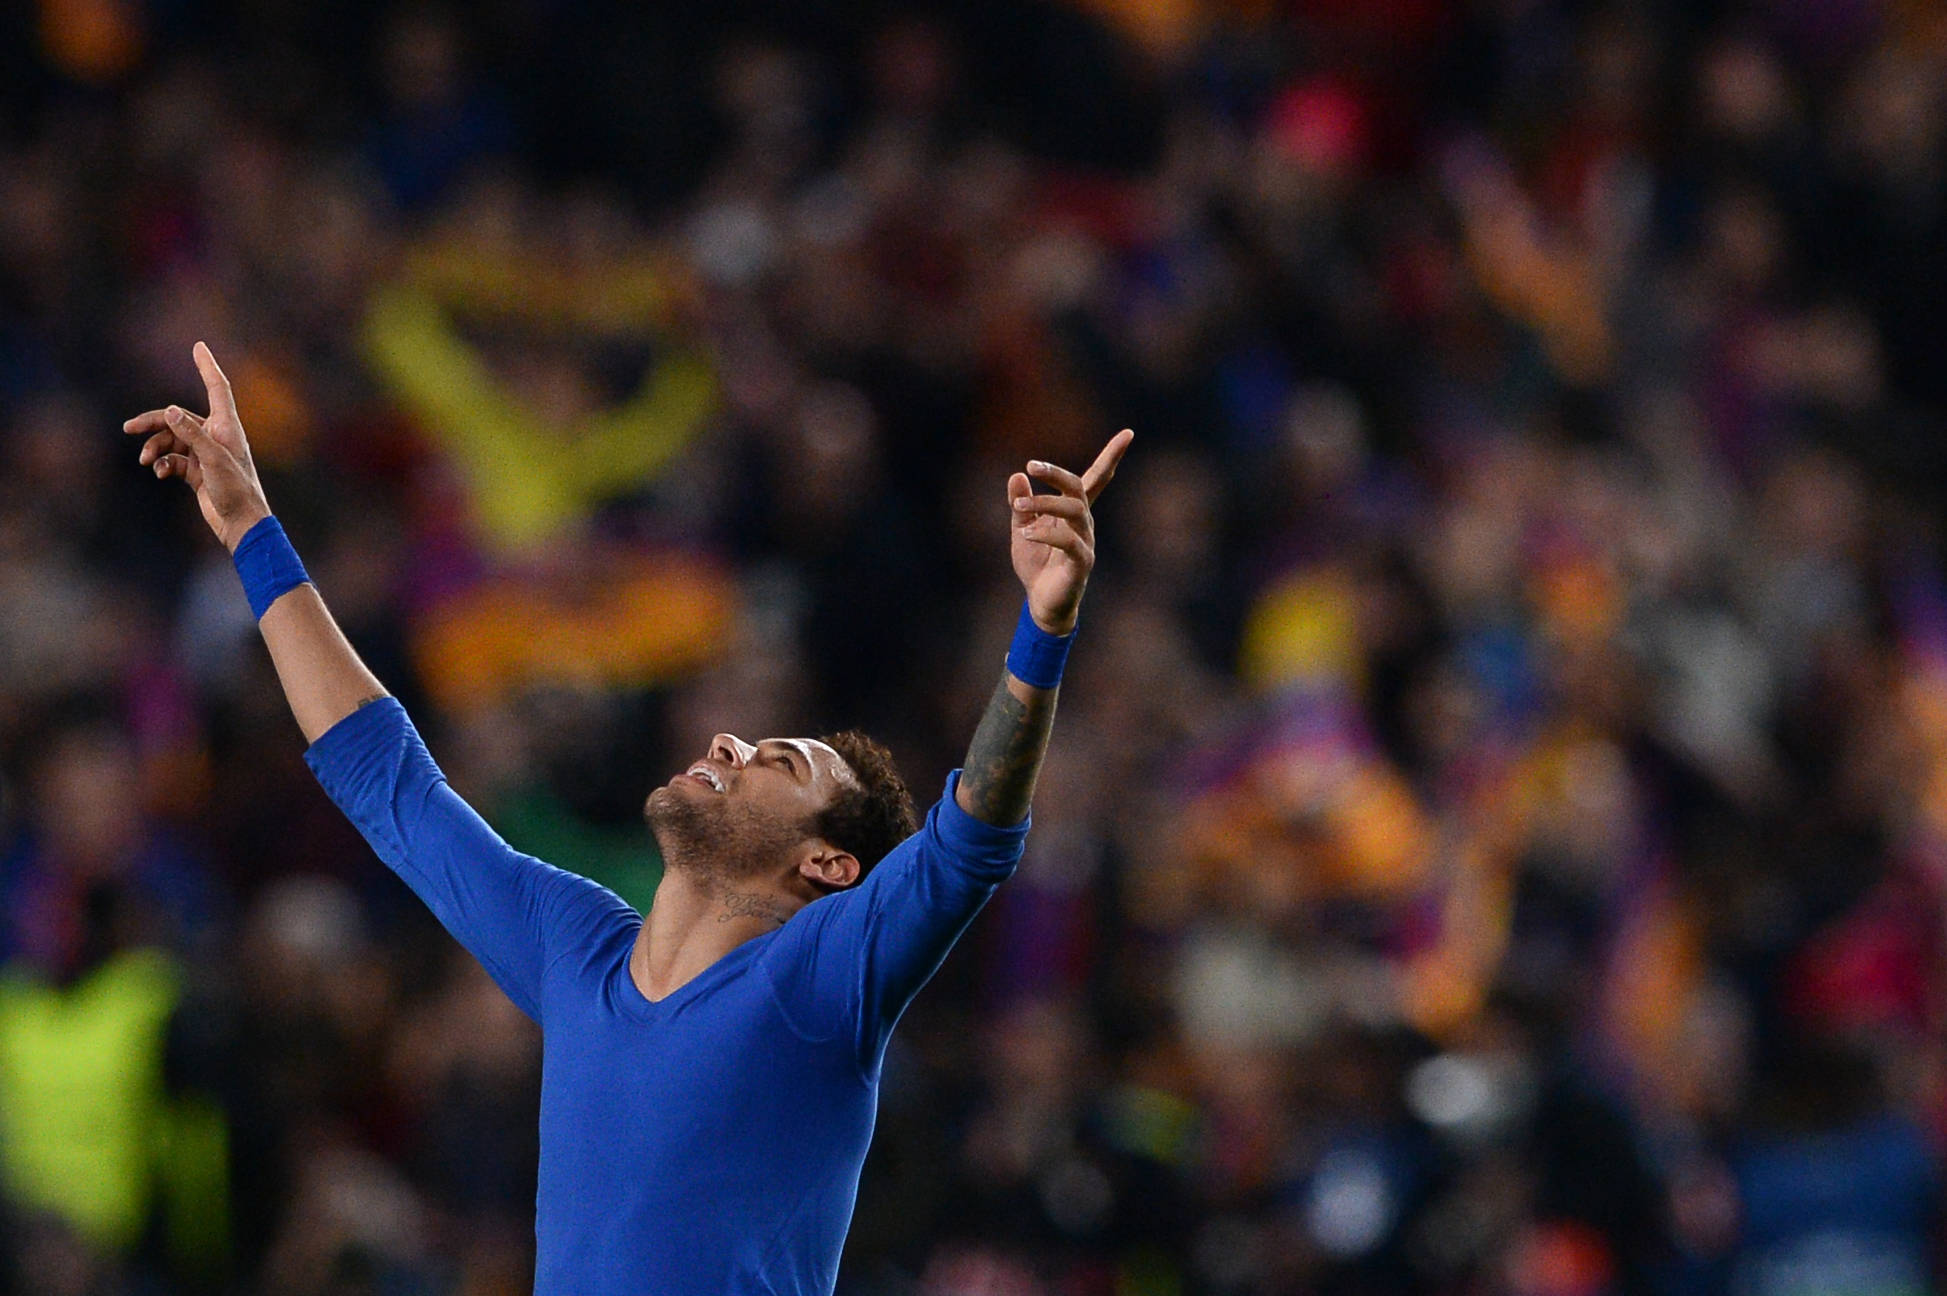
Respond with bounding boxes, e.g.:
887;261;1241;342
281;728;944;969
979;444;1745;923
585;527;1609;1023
232;515;310;620
1006;603;1074;689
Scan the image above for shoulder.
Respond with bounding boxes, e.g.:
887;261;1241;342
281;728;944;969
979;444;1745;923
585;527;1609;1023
538;864;642;943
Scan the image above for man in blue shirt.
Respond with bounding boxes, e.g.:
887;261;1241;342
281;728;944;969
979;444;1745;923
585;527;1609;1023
127;342;1132;1294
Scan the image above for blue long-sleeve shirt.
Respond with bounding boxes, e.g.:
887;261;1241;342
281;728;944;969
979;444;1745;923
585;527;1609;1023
305;698;1027;1295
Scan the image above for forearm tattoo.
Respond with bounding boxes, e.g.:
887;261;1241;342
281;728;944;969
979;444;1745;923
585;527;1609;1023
958;673;1058;826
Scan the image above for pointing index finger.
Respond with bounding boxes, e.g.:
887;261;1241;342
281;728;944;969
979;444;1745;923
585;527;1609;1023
192;341;237;422
1080;429;1134;501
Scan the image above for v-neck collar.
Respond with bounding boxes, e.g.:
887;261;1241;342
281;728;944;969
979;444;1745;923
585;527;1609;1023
612;922;778;1023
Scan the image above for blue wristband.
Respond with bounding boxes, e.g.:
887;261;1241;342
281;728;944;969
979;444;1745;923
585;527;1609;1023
1006;603;1074;689
232;515;310;620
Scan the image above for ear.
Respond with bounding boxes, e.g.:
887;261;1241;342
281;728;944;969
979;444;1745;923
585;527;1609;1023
798;843;861;892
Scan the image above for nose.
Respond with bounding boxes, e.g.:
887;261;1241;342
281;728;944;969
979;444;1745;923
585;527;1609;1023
710;734;756;768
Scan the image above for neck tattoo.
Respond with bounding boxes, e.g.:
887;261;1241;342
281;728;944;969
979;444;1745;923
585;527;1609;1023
718;890;788;927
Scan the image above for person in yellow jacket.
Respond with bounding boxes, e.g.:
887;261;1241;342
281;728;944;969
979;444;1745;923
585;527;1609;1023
0;715;229;1286
0;946;229;1280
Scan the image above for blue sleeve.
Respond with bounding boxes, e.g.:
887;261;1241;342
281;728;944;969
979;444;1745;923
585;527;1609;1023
304;699;638;1023
759;771;1028;1072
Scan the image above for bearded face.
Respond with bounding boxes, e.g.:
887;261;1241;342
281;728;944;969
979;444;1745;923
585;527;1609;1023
644;783;814;885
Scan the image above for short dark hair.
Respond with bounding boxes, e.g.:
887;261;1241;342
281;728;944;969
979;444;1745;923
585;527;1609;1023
813;731;918;882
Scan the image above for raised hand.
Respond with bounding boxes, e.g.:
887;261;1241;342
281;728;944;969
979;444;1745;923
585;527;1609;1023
1008;428;1134;635
956;429;1134;825
123;341;271;551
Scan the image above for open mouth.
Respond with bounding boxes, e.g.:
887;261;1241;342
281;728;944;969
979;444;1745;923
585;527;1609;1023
684;763;726;792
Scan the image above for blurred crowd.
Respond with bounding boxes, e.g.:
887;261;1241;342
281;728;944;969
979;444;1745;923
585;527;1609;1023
3;0;1947;1293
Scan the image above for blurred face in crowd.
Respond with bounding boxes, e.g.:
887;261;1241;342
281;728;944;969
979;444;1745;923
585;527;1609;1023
1698;39;1794;144
382;11;463;112
644;734;856;883
33;725;143;877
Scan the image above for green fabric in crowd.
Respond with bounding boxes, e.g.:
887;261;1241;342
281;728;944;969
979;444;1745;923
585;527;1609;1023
493;786;664;914
158;1093;232;1280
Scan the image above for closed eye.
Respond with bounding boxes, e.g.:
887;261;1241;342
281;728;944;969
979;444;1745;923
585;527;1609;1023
759;740;811;782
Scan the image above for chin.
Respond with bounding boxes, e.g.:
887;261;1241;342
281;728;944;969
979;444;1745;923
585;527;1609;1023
643;784;684;821
646;781;715;830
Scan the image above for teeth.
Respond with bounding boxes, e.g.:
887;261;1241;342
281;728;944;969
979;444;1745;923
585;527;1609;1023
688;764;723;791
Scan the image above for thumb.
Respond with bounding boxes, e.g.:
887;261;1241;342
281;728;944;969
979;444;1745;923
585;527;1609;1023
1007;471;1032;516
165;405;212;445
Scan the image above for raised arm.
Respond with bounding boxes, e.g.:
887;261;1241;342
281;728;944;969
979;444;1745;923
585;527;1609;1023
761;430;1133;1065
125;343;634;1022
124;342;384;742
955;429;1133;826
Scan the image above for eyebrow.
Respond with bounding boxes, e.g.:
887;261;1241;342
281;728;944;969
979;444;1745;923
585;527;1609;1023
764;740;814;784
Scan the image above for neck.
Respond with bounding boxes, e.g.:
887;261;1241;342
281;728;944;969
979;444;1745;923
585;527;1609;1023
629;866;796;1003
